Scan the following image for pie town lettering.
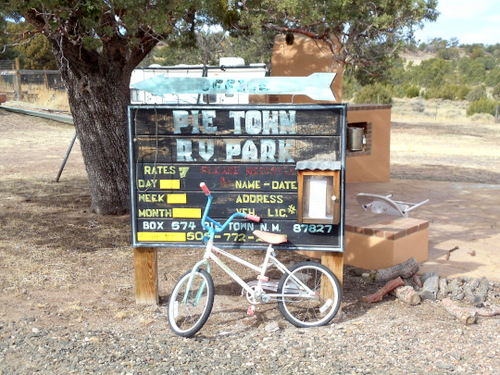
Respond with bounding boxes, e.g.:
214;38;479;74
172;110;296;135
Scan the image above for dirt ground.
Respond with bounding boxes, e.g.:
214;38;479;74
0;108;499;335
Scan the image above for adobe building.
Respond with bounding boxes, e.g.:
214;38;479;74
269;33;390;183
269;33;428;269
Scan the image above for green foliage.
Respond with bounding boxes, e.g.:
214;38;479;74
485;67;500;86
20;34;57;70
353;83;392;104
152;31;275;66
492;83;500;100
342;74;361;101
384;40;500;102
466;97;499;116
426;84;470;101
406;85;420;98
437;48;460;60
466;86;487;102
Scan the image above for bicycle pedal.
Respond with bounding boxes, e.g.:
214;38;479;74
257;275;269;282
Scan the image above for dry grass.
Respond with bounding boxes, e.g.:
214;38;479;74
1;82;70;112
391;97;496;124
27;85;70;111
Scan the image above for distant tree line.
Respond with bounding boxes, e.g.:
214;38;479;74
345;38;500;117
4;22;498;118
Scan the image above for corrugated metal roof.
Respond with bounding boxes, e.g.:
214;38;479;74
295;160;341;171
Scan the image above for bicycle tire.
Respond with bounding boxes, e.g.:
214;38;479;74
277;261;341;328
168;269;214;337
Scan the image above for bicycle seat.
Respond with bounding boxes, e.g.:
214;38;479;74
253;230;287;245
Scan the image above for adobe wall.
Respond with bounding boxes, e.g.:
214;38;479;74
269;33;343;103
346;105;391;183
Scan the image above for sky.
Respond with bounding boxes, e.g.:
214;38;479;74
414;0;500;45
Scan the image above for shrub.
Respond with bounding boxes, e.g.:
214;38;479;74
466;86;487;102
466;97;499;116
456;86;471;101
353;83;392;104
493;82;500;100
411;97;425;112
469;113;495;123
406;85;420;98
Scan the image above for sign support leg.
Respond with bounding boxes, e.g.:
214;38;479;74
134;247;159;305
321;252;344;307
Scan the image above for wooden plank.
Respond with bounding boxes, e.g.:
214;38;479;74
132;107;341;135
134;247;159;305
134;136;340;163
135;219;341;249
135;163;298;191
320;252;344;303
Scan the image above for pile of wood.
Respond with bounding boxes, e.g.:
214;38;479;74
357;257;500;325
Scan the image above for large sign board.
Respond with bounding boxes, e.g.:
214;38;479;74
128;104;347;251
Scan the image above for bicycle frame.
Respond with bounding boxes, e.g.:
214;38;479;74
182;183;317;305
183;236;317;306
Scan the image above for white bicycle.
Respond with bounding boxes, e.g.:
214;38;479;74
167;182;342;337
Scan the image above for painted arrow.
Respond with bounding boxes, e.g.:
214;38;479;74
131;72;336;101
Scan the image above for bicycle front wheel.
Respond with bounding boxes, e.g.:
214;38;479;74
277;262;341;328
168;269;214;337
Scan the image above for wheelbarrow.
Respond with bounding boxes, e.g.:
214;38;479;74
356;193;429;218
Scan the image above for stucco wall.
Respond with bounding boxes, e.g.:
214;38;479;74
346;105;391;183
270;33;343;103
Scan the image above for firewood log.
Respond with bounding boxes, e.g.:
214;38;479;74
412;273;423;290
361;277;405;303
420;275;439;300
375;257;419;282
437;277;449;300
391;285;421;305
441;298;477;325
474;304;500;317
474;277;489;306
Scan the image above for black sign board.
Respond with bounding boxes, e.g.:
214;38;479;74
128;104;347;251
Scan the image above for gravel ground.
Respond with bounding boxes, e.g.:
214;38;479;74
1;292;499;374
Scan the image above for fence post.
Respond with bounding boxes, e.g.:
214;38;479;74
15;58;21;101
495;105;499;123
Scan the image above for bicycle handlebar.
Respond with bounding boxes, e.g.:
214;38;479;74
245;214;261;222
199;182;261;236
200;182;211;196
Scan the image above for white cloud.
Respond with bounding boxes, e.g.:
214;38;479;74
415;0;500;44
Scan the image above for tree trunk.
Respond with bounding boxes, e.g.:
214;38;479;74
64;69;131;214
47;37;144;215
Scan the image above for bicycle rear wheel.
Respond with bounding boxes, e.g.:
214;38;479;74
277;261;341;328
168;269;214;337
